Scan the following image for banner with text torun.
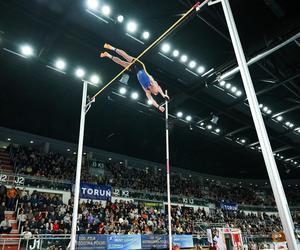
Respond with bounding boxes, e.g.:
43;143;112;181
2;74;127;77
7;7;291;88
79;183;112;201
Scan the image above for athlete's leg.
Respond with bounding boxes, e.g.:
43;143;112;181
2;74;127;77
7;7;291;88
104;43;134;63
100;52;130;68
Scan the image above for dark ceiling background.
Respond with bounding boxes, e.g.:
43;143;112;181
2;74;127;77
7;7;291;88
0;0;300;179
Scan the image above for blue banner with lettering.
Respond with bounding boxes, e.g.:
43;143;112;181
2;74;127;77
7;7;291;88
79;183;112;201
141;234;168;249
77;235;107;250
77;234;194;249
220;201;238;211
107;235;141;250
173;235;194;248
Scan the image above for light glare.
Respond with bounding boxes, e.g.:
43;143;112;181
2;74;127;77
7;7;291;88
177;112;183;118
127;21;138;33
197;66;205;74
225;83;231;89
86;0;98;10
173;50;179;57
90;74;100;84
20;45;33;57
117;15;124;23
180;55;188;62
55;59;66;70
276;116;283;121
188;61;196;69
186;115;192;121
236;90;242;96
142;31;150;40
119;87;127;95
131;92;139;100
101;5;111;16
75;68;85;78
161;43;171;53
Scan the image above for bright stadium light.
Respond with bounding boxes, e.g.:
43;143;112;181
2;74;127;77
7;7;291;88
215;128;220;133
289;123;294;128
276;116;283;121
235;90;242;96
101;5;111;16
20;44;33;57
172;50;179;57
75;68;85;78
117;15;124;23
207;124;212;130
90;74;100;84
241;139;246;144
180;54;188;63
86;0;98;10
142;31;150;40
30;140;34;144
161;43;171;53
259;104;263;108
188;61;196;69
197;66;205;74
225;83;231;89
67;148;71;152
231;86;237;93
126;21;138;33
131;92;139;100
267;109;272;114
186;115;192;121
177;111;183;118
7;138;11;141
147;99;152;105
219;81;226;87
263;106;268;112
55;59;66;70
119;87;127;95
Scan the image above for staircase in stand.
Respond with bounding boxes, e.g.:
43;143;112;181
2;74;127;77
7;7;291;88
0;211;19;250
0;149;13;174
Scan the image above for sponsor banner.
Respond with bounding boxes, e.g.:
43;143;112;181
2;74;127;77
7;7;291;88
220;202;238;211
141;234;168;249
80;183;112;201
173;234;194;248
107;234;141;250
77;235;107;250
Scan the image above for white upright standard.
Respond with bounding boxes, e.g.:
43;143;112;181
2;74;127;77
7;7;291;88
70;80;88;250
218;0;299;248
165;90;173;250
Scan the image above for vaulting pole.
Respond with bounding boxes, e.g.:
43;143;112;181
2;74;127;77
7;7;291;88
164;90;172;250
70;80;88;250
219;0;299;248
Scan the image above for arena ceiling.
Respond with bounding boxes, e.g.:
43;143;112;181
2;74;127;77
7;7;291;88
0;0;300;179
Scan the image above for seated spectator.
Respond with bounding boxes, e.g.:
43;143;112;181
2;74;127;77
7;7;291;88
0;218;12;234
6;185;17;210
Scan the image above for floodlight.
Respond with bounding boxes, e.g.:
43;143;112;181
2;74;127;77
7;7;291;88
259;104;263;108
55;59;66;70
75;68;85;78
231;86;237;93
241;139;246;144
142;31;150;40
101;5;111;16
177;112;183;118
117;15;124;23
20;44;33;57
86;0;98;10
119;87;127;95
263;106;268;112
7;138;11;141
67;149;71;152
172;50;179;57
225;83;231;89
219;81;226;87
161;43;171;53
235;90;242;96
180;55;188;62
266;109;272;114
186;115;192;121
30;140;34;144
276;116;283;121
147;99;152;105
131;92;139;100
207;125;212;130
127;21;137;33
197;66;205;74
90;74;100;84
285;121;290;126
289;123;294;128
215;128;220;133
188;61;196;69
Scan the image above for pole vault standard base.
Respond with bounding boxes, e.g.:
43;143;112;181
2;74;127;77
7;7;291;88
214;0;299;248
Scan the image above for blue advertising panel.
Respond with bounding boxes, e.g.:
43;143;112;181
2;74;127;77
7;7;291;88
141;235;168;249
107;234;141;250
79;183;112;201
220;201;238;210
76;235;107;250
173;235;194;248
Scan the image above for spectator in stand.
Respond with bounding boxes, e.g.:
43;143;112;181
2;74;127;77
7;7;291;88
0;218;12;234
0;184;7;203
0;202;5;222
6;185;17;210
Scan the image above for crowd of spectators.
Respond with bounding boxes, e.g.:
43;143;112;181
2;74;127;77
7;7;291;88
6;144;300;207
